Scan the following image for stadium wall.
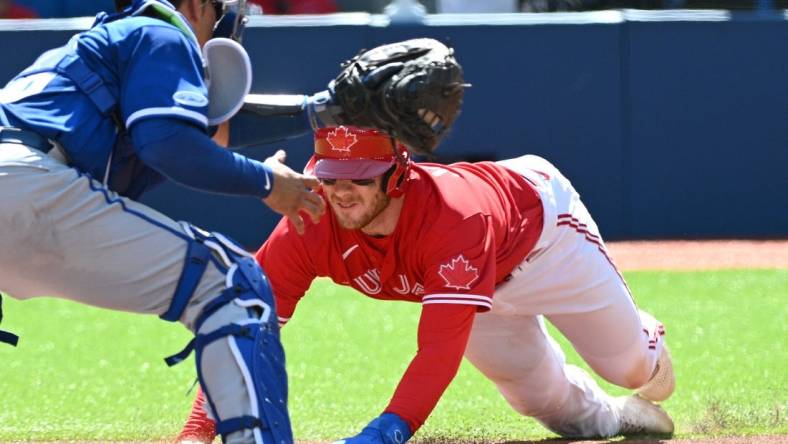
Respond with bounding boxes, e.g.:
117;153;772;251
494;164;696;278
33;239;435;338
0;10;785;248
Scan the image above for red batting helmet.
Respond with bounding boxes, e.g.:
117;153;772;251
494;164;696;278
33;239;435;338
308;125;411;197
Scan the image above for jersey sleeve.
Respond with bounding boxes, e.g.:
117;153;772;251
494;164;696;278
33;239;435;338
119;25;209;130
384;303;476;432
420;214;497;311
256;217;317;326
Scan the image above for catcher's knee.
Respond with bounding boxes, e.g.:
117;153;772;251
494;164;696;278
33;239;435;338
195;290;292;444
160;226;293;444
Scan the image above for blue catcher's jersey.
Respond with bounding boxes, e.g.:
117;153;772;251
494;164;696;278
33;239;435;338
0;0;208;194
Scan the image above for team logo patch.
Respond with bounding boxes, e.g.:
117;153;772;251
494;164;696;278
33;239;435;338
327;126;357;154
438;254;479;290
173;90;209;108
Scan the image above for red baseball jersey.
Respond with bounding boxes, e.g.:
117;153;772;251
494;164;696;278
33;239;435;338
257;160;543;430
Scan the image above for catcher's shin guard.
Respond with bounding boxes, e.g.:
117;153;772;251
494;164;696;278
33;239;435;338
162;227;292;444
195;257;291;444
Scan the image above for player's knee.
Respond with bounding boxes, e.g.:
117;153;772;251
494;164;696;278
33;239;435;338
597;352;653;389
622;357;654;389
162;224;275;331
197;299;250;335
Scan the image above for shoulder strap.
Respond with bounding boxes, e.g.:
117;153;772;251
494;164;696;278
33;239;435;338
55;53;117;115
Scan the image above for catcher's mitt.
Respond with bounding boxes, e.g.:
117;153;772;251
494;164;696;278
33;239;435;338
330;38;467;155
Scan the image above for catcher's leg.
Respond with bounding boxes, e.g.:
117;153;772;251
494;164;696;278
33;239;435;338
166;229;293;444
0;151;291;444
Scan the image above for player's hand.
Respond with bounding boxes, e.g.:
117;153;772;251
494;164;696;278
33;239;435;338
331;413;412;444
262;149;325;235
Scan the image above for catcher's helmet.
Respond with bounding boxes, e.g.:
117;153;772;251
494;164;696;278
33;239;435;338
308;125;411;197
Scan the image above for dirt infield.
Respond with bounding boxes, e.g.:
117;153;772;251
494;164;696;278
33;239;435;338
607;240;788;271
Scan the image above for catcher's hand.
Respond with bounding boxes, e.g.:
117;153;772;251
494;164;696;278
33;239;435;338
262;150;325;235
327;38;468;155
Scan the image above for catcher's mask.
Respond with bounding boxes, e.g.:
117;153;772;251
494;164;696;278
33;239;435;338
212;0;249;41
308;126;411;198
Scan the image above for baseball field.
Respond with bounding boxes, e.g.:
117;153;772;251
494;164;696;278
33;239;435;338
0;240;785;444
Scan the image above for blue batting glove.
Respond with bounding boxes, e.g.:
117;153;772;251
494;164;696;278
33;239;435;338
332;413;412;444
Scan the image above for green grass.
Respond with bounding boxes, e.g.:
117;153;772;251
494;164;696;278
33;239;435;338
0;269;786;441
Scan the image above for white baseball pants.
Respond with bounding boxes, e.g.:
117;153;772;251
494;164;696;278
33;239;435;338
464;155;665;438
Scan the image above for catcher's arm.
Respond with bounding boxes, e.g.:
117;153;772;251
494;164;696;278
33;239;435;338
225;94;311;150
233;38;468;155
225;93;338;150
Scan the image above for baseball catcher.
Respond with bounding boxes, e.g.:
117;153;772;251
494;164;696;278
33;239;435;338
0;0;325;442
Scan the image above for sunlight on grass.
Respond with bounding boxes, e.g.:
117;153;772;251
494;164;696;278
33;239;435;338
0;269;785;441
285;270;788;440
0;299;197;440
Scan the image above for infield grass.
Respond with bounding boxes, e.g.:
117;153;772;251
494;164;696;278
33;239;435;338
0;269;786;441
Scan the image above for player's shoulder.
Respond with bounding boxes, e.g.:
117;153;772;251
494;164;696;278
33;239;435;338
400;165;484;238
103;16;197;52
101;15;164;35
413;161;506;186
410;162;486;213
410;162;466;191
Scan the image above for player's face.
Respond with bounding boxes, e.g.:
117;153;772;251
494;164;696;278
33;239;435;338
188;0;220;46
321;177;390;231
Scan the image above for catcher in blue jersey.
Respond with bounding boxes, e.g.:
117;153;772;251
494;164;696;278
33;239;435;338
0;1;318;442
0;0;466;442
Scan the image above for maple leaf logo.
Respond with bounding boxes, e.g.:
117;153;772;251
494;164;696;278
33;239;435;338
326;126;357;155
438;254;479;290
